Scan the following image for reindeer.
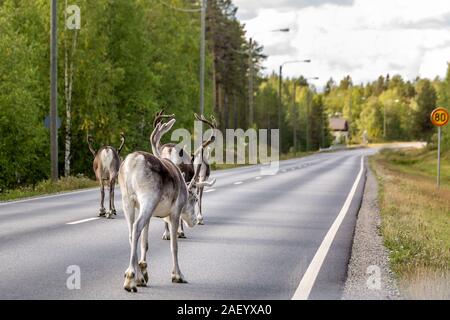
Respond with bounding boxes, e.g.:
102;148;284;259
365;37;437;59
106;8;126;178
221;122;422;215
193;113;217;225
88;133;125;219
118;112;214;292
154;111;216;238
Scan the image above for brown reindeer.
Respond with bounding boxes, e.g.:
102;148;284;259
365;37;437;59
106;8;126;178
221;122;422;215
193;113;217;225
88;133;125;219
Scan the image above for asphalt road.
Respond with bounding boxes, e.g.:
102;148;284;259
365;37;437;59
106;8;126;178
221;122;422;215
0;148;376;300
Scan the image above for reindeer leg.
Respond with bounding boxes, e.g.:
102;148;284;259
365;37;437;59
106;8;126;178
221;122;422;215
106;180;116;219
138;223;150;285
124;201;155;292
170;211;187;283
197;186;204;225
162;222;170;240
178;217;186;238
111;178;117;215
98;183;106;217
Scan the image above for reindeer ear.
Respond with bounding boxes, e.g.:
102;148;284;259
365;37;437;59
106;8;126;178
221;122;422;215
179;148;184;158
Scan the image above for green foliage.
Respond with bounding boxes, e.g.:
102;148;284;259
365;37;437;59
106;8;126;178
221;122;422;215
0;0;449;193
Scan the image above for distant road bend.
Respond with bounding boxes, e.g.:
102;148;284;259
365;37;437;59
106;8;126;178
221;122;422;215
0;148;376;299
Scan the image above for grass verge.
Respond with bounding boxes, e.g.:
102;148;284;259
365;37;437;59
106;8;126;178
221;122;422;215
371;148;450;299
0;176;97;202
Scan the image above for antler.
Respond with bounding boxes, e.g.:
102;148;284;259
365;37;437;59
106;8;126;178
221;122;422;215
187;163;202;191
117;132;125;155
153;109;175;128
150;113;176;158
193;113;217;156
87;134;96;157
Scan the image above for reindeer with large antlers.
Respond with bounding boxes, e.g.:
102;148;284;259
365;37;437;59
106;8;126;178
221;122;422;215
193;113;217;225
118;112;213;292
153;110;196;240
88;133;125;219
155;111;216;238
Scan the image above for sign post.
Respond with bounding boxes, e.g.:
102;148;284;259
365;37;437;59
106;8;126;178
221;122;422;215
430;107;449;188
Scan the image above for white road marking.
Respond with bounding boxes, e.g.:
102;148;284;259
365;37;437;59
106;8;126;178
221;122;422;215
292;156;365;300
0;188;97;206
254;176;262;180
66;217;100;225
204;189;216;193
233;181;243;185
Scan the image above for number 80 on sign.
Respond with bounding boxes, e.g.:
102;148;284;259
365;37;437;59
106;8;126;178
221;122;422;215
431;107;449;127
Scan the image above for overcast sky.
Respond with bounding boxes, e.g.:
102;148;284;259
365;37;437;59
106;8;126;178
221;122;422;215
233;0;450;88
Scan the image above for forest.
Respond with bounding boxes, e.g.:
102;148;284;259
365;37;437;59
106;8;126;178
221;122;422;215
0;0;449;191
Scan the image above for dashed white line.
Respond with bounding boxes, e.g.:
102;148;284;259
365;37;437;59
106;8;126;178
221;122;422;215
204;189;216;193
254;176;262;180
233;181;243;185
66;217;100;225
292;156;365;300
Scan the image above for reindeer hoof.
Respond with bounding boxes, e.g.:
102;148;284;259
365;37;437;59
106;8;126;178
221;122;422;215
172;274;188;284
178;232;186;239
124;271;137;292
139;262;149;283
98;209;106;217
124;286;137;293
197;219;204;225
162;234;170;240
106;212;114;219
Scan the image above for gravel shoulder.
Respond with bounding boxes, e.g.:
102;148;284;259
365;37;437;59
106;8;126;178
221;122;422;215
342;166;402;300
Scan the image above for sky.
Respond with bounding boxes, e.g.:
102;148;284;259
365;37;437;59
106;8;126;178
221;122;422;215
233;0;450;88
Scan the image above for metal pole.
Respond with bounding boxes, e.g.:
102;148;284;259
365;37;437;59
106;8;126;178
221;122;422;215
50;0;58;181
278;65;282;150
437;126;441;188
199;0;206;115
293;81;297;154
248;37;254;127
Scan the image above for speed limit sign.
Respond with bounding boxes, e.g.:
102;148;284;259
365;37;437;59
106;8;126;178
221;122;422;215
431;107;449;188
430;107;449;127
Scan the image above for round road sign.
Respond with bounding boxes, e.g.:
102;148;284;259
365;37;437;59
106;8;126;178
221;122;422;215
430;107;449;127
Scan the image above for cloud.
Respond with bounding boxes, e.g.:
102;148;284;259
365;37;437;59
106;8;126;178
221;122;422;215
235;0;354;20
235;0;450;88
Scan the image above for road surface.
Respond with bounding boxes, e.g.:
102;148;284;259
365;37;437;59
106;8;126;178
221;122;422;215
0;148;375;299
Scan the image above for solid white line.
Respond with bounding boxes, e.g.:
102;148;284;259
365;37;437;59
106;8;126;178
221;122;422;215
233;181;243;185
254;176;262;180
0;187;97;206
292;156;365;300
204;189;216;193
66;217;100;225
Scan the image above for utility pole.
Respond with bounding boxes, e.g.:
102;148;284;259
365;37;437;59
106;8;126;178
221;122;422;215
292;81;297;154
248;37;254;127
199;0;206;115
278;65;283;140
50;0;58;181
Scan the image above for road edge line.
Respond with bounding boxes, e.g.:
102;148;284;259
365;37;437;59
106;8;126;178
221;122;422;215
292;156;365;300
0;187;97;206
